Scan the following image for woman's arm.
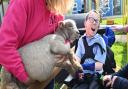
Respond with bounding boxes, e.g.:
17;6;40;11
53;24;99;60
113;76;128;89
112;25;128;33
103;64;128;89
0;0;30;83
114;64;128;78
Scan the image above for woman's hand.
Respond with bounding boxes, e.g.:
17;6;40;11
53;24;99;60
103;75;117;88
111;25;125;32
103;75;112;87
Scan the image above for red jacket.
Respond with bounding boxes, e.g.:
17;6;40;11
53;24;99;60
0;0;63;82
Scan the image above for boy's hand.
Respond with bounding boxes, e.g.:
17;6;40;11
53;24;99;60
78;73;84;80
75;70;84;80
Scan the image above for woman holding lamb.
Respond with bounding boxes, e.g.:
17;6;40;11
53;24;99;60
0;0;74;89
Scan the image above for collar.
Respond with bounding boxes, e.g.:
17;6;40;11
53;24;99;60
65;40;70;44
84;34;95;39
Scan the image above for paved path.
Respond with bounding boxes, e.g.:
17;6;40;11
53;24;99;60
115;35;127;43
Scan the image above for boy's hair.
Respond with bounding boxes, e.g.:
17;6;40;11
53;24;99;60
46;0;74;14
85;10;102;23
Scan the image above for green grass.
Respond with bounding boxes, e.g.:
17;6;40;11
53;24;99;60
111;42;127;69
54;82;61;89
114;32;126;35
101;17;124;25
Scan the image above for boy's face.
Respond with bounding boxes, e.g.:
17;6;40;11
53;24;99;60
84;11;100;37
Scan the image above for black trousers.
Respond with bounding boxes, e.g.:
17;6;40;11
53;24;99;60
72;79;101;89
71;74;103;89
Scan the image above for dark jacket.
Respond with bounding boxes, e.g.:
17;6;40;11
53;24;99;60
113;64;128;89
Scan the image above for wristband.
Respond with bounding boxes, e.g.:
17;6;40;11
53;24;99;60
82;63;95;71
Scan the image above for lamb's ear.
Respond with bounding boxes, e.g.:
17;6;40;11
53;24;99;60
58;21;65;28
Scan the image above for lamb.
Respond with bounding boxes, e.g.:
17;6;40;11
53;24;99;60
1;19;83;89
19;19;82;81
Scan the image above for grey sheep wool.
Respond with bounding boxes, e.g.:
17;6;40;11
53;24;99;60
18;19;81;82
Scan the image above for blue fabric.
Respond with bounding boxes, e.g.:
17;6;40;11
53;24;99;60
105;27;115;47
44;79;54;89
82;63;95;71
103;35;108;46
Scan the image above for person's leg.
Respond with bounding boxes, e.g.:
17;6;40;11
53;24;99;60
89;80;100;89
44;79;54;89
72;82;88;89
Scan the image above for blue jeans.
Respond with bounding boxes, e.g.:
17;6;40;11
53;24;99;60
44;79;54;89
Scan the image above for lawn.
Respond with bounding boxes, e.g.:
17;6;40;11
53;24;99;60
111;42;127;70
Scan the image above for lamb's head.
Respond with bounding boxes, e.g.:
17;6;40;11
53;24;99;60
56;19;80;43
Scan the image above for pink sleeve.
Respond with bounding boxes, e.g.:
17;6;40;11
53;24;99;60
0;0;29;82
58;15;64;21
